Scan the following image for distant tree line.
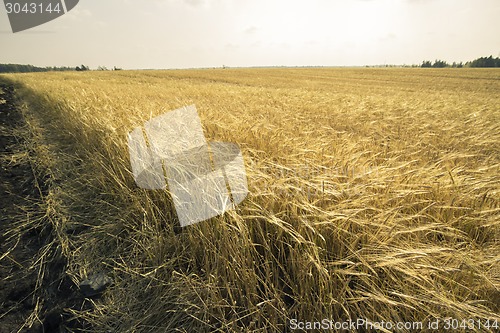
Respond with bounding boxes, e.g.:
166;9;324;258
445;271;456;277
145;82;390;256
75;64;90;71
468;56;500;67
421;56;500;68
96;66;122;71
0;63;75;73
0;63;123;73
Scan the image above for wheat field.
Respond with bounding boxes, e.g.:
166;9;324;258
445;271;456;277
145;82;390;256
1;68;499;332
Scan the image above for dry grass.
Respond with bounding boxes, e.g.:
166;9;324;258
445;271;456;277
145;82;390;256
1;68;499;332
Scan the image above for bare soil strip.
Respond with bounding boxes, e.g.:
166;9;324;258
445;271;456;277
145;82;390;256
0;81;42;333
0;82;85;333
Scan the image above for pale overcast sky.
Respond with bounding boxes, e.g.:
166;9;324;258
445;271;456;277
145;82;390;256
1;0;499;69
